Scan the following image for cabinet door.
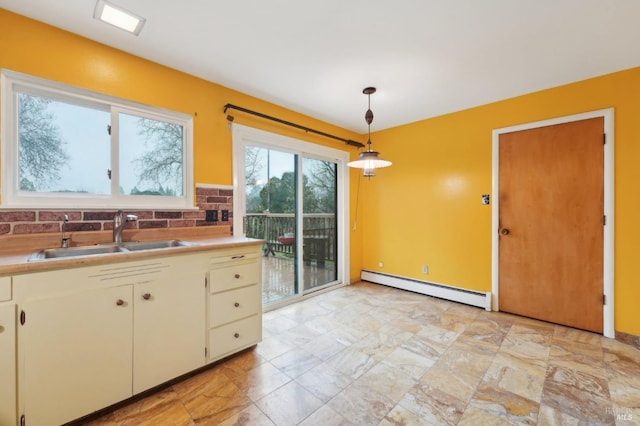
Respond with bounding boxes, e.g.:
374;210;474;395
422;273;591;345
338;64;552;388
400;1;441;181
20;286;132;426
133;266;205;394
0;303;16;426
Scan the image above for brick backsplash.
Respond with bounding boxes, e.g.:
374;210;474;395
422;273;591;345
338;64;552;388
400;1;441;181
0;185;233;236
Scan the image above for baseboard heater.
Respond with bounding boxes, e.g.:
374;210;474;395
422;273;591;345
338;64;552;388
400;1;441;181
360;270;492;311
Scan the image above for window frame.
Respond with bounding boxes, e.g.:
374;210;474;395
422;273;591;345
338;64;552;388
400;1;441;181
1;69;194;209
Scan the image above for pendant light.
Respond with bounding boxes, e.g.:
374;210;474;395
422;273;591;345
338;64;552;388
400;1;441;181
347;87;392;177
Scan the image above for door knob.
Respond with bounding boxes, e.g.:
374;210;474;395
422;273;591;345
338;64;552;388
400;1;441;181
501;229;510;235
116;299;125;306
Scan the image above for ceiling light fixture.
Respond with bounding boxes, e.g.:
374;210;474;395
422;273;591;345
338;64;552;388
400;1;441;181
347;87;392;177
94;0;146;35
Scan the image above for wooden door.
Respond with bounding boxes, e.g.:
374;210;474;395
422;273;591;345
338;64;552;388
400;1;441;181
498;117;604;333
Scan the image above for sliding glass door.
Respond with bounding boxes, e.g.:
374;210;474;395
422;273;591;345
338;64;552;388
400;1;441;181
244;146;298;304
233;125;347;308
301;157;338;291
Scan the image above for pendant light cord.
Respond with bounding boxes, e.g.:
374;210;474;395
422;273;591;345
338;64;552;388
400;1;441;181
366;91;373;152
367;94;371;150
352;171;362;231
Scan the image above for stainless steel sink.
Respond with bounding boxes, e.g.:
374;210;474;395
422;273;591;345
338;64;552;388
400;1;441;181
28;244;127;261
119;239;195;251
28;240;196;261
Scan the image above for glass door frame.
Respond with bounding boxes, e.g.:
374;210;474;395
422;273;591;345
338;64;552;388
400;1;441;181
231;124;350;310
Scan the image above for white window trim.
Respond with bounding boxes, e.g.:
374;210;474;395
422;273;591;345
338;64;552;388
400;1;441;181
0;69;194;209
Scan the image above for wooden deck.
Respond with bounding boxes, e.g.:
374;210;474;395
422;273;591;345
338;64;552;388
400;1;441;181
261;255;337;305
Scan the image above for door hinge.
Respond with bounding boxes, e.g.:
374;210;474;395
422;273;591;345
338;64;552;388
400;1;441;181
205;347;208;357
603;215;606;226
603;133;606;145
20;310;26;325
603;294;606;305
107;124;112;135
205;276;208;288
20;414;25;426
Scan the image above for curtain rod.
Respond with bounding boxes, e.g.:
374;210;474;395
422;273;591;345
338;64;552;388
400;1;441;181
223;103;365;149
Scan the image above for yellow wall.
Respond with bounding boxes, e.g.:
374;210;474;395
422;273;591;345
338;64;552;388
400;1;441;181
0;9;365;281
367;67;640;335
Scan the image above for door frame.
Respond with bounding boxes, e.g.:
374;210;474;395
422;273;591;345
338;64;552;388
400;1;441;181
231;124;351;302
491;109;614;337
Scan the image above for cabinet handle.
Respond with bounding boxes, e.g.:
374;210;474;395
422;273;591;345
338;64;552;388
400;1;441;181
234;274;240;279
142;293;151;300
231;255;245;259
116;299;125;306
234;302;240;308
234;333;240;338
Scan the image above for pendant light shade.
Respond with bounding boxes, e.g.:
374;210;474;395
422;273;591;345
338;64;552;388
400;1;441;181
347;87;392;177
348;151;392;177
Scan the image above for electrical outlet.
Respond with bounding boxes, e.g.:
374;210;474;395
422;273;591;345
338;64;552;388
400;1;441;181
422;264;429;274
221;210;229;221
205;210;218;222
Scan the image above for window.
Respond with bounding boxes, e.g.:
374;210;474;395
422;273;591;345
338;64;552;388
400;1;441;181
1;70;193;208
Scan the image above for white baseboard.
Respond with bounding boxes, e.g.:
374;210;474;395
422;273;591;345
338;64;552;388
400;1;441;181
361;270;492;311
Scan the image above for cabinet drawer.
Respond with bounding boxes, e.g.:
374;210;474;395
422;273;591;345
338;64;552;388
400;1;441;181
209;251;259;265
210;285;260;327
0;276;11;302
209;263;259;293
208;315;261;361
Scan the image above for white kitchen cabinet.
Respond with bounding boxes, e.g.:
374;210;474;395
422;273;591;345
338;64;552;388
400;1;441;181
8;241;261;425
0;275;11;302
19;284;133;426
208;246;262;362
14;254;207;426
0;290;17;426
133;257;205;394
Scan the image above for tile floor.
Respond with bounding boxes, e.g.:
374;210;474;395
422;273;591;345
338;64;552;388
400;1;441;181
87;281;640;425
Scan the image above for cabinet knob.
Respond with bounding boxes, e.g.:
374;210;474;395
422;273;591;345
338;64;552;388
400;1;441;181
234;274;240;279
116;299;125;306
142;293;151;300
234;333;240;338
234;302;240;308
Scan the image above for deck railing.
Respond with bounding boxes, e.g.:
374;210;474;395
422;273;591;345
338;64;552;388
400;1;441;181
245;213;336;262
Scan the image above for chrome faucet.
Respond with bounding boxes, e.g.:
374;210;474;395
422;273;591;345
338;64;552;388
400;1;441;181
61;214;69;248
113;210;138;243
